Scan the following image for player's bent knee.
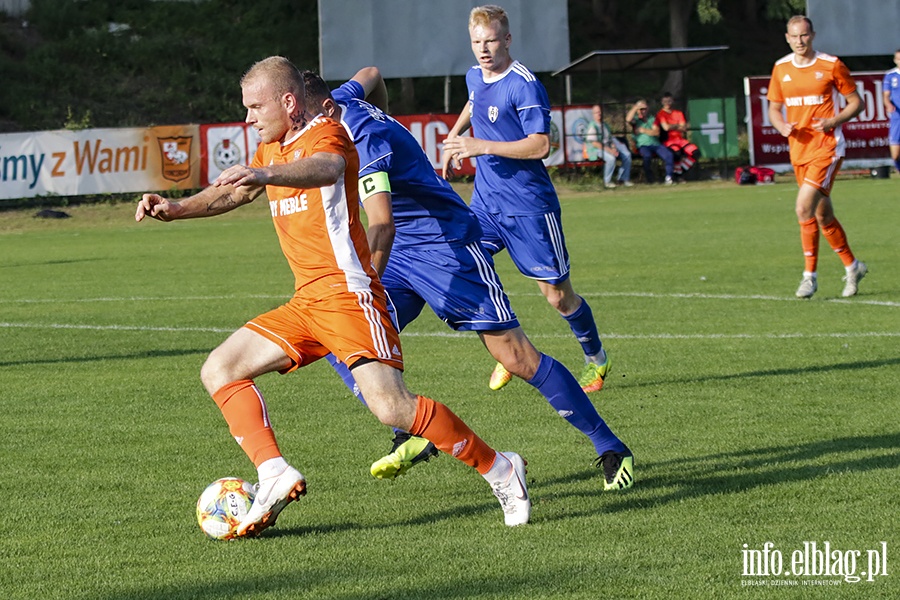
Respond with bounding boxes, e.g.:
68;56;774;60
200;355;229;396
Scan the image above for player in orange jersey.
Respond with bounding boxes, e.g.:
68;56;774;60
135;56;530;533
767;16;867;299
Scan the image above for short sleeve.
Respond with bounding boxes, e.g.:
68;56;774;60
833;59;857;97
767;67;784;103
514;80;551;137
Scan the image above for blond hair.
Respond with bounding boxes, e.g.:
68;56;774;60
469;5;509;35
241;56;304;98
786;15;813;33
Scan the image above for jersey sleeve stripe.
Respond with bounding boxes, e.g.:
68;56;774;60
512;63;537;82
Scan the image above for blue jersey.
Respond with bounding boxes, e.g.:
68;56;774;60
465;61;560;216
332;81;482;249
885;68;900;118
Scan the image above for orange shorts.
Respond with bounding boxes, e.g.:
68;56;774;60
244;290;403;373
793;156;842;196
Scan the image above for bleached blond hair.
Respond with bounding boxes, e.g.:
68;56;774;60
469;5;509;35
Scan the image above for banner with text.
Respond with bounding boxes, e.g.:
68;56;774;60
0;125;200;200
744;71;891;170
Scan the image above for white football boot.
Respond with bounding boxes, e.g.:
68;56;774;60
235;465;306;537
488;452;531;527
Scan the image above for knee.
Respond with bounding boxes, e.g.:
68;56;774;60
816;214;834;228
543;291;566;313
369;401;402;429
501;353;540;381
356;380;417;431
490;338;540;381
200;353;231;396
547;288;581;315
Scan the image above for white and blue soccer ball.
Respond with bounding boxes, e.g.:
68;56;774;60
196;477;255;540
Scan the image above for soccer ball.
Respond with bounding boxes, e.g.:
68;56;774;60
196;477;256;540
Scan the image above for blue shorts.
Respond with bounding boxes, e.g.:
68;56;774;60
381;242;519;332
472;205;571;285
890;114;900;145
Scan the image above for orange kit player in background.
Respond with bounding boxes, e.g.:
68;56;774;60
135;56;530;534
767;15;867;299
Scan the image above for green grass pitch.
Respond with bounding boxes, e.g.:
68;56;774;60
1;177;897;599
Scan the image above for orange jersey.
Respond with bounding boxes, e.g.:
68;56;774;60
251;116;380;301
656;109;687;143
767;52;857;165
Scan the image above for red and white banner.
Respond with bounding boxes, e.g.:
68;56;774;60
744;71;892;170
200;123;261;187
1;107;622;201
393;109;568;176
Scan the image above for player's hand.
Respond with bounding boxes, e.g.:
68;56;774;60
442;136;481;178
215;164;269;188
811;117;833;133
441;139;463;180
135;193;180;222
776;121;796;138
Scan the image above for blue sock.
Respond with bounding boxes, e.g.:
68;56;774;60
326;354;405;437
527;353;625;455
561;296;603;358
894;159;900;173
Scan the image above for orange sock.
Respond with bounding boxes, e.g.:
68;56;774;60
408;396;497;475
799;217;819;273
212;379;282;467
821;218;855;267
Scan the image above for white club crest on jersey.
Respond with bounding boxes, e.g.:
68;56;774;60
783;74;792;82
488;105;499;123
815;71;823;80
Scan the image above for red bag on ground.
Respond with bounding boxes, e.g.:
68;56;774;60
735;166;776;185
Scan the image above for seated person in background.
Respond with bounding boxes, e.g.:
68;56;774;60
657;92;700;182
626;98;674;184
583;104;633;188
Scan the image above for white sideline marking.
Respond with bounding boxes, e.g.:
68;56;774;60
1;322;898;340
1;290;897;338
0;294;286;304
1;291;898;308
0;322;233;333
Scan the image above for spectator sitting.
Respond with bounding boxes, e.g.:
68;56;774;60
657;92;700;182
626;98;674;184
583;104;633;188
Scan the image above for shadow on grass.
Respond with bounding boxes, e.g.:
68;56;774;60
619;357;900;389
0;257;107;269
99;567;553;600
0;347;209;368
537;432;900;519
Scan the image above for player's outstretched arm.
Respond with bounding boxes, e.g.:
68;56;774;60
444;131;549;163
216;153;346;190
135;184;260;223
351;67;388;112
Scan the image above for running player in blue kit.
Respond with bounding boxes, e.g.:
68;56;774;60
884;49;900;174
303;68;634;490
442;5;611;394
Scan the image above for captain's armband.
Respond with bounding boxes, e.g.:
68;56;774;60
359;171;391;201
